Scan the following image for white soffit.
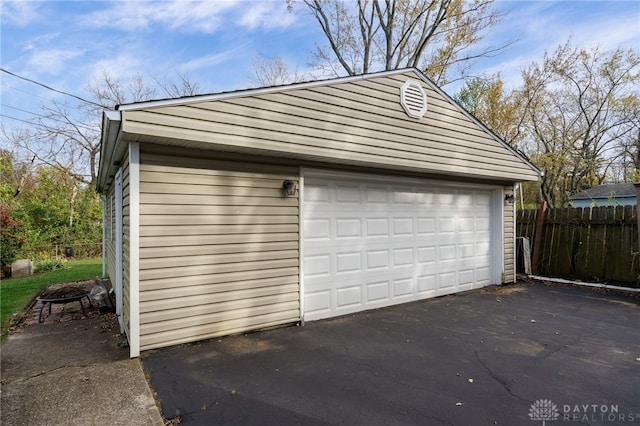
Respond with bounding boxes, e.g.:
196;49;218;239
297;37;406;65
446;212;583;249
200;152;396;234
400;79;428;119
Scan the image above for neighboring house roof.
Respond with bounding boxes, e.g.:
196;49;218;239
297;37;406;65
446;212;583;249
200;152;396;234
98;67;541;193
569;183;637;200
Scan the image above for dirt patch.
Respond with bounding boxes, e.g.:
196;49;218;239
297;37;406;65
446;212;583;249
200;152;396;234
485;284;528;295
219;335;280;355
9;280;116;333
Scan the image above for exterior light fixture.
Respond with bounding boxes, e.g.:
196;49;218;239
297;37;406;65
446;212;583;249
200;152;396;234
281;180;297;197
505;194;515;203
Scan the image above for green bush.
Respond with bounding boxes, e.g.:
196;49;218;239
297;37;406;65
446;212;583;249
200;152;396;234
34;258;66;274
0;205;27;266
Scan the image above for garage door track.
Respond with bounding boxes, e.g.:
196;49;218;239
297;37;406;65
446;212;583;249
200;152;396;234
142;282;640;425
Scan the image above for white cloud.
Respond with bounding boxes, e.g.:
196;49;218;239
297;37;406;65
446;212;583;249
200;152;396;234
566;13;640;51
238;1;296;30
80;0;240;33
86;54;148;85
20;32;60;52
467;0;640;91
27;48;86;75
177;47;246;73
79;0;299;34
0;0;41;26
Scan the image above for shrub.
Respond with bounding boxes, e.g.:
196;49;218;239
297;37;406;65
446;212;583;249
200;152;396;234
0;205;27;266
34;259;66;274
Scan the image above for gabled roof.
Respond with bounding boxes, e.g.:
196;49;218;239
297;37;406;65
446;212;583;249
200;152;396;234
569;183;637;200
98;68;541;193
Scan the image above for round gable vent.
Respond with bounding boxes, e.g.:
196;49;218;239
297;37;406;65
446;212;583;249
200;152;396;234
400;79;427;119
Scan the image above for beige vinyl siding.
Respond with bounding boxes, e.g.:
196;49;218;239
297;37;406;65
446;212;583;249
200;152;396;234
137;147;300;351
105;187;117;287
503;185;516;283
120;71;539;183
121;150;131;337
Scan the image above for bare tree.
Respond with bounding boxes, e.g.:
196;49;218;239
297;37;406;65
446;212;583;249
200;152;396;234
87;70;157;112
153;71;202;98
289;0;505;85
2;105;98;185
248;55;309;87
2;70;203;187
517;44;640;206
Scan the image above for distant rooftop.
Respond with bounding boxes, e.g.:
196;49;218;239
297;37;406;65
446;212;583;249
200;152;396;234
569;183;636;200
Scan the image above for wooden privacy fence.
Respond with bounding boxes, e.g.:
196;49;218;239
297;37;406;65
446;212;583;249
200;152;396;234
517;205;639;287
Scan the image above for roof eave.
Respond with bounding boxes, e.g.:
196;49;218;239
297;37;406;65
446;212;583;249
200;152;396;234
116;68;423;111
97;110;122;193
408;69;542;180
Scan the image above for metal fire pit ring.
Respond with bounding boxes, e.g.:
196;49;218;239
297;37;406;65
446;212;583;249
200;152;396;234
36;292;93;323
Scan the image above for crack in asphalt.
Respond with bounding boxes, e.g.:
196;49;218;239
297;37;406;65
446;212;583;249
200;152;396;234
419;412;455;426
473;350;528;403
537;335;581;360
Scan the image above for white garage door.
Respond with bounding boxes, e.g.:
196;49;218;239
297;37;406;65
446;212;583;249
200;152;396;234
302;173;497;321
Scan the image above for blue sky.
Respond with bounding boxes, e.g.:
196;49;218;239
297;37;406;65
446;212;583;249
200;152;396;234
1;0;639;131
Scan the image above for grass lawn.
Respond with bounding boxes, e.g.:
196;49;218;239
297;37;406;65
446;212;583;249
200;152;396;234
0;258;103;342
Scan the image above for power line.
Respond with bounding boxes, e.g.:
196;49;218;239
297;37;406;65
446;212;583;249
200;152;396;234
2;104;71;126
1;68;104;108
0;113;34;125
1;103;44;117
0;105;98;131
4;85;52;102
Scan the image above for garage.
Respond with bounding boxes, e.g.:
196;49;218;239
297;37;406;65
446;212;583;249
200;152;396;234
302;171;500;321
98;67;541;356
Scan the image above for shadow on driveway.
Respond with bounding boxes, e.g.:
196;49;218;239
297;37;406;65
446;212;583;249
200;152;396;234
142;282;640;425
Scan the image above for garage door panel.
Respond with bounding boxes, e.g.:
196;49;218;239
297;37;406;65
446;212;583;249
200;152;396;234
438;272;457;290
366;218;390;236
304;219;331;239
366;188;389;203
304;290;331;315
336;285;362;308
366;281;390;302
393;278;413;297
335;185;362;203
417;275;436;294
476;267;491;282
305;185;330;202
417;246;436;263
417;218;436;234
304;254;331;277
393;248;414;266
366;250;390;270
336;252;362;273
303;176;496;321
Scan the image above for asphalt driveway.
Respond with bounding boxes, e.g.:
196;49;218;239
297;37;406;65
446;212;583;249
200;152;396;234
142;282;640;425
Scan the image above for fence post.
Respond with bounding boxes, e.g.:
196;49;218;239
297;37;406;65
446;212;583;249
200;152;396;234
532;200;548;275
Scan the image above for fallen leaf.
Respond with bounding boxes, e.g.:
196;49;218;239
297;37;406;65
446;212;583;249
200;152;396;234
468;378;474;383
456;402;463;406
530;320;536;323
